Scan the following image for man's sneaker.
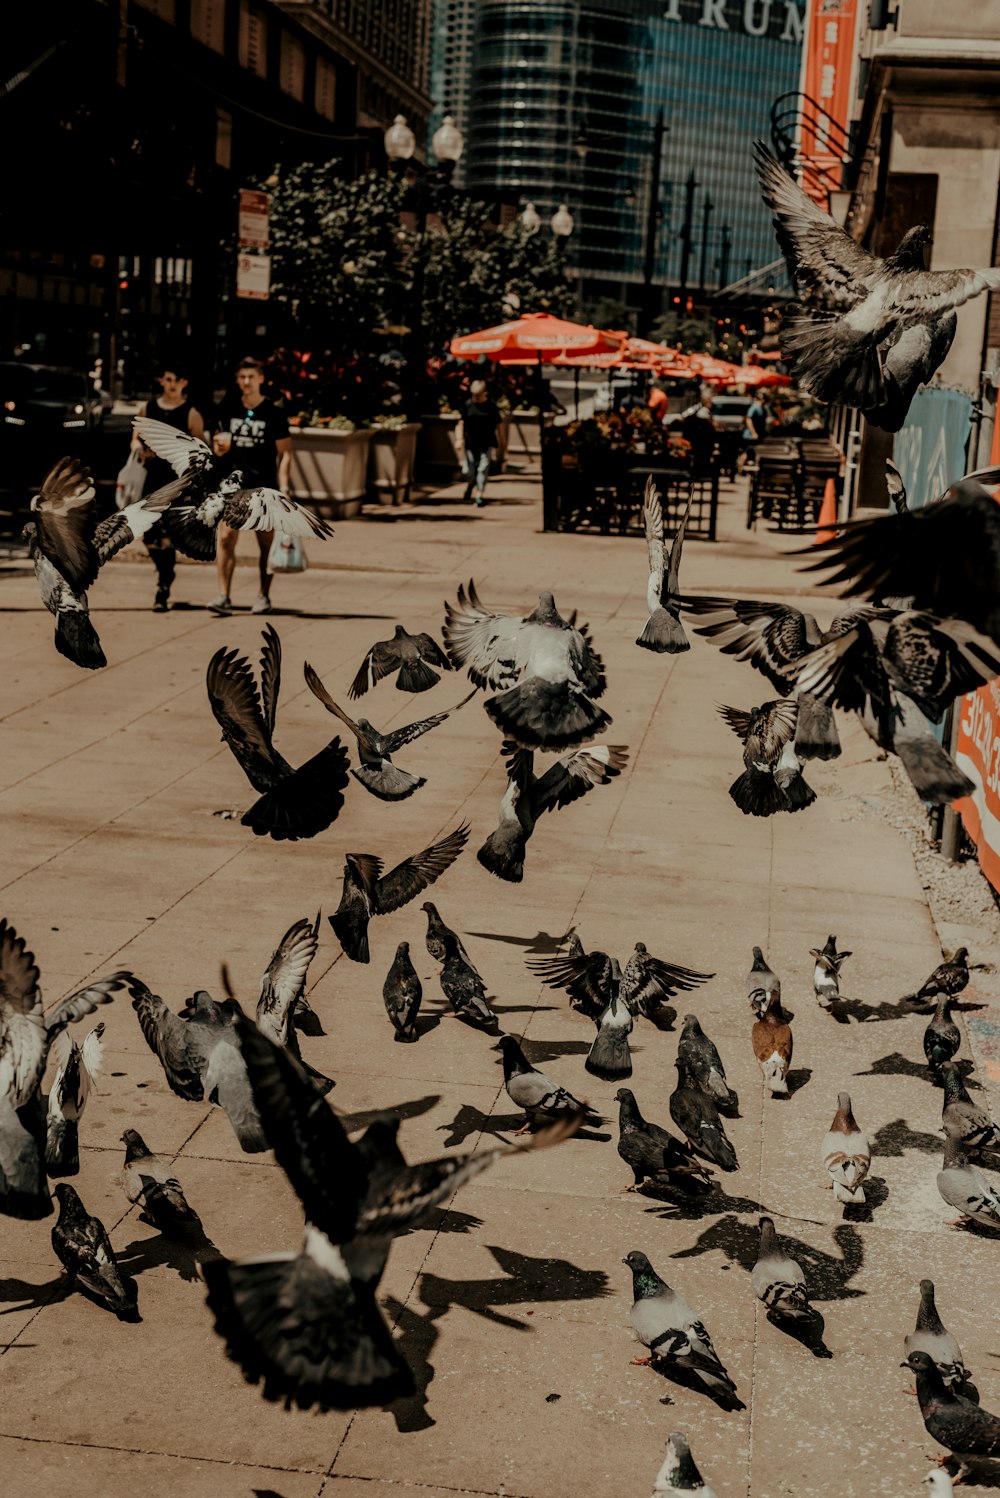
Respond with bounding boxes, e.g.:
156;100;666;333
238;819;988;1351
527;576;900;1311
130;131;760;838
474;495;486;507
251;595;273;615
153;587;170;612
208;595;232;613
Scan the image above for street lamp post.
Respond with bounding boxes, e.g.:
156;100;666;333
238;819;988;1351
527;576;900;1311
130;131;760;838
639;109;667;337
678;170;698;306
698;195;714;293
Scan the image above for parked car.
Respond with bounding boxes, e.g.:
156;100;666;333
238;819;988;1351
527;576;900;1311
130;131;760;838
0;363;105;438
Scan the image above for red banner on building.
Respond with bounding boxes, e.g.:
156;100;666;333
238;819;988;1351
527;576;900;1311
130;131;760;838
955;680;1000;894
799;0;859;205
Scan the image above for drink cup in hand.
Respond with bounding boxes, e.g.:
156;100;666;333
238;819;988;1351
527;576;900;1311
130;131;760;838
214;431;233;456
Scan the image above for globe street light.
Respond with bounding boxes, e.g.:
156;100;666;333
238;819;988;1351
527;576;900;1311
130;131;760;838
384;114;416;162
551;204;574;237
520;201;541;235
432;114;464;165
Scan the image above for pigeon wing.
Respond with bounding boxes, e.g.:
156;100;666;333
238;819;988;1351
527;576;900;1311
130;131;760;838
891;265;1000;319
526;950;613;1012
303;663;362;739
0;919;45;1106
93;476;189;564
129;980;206;1100
684;596;814;692
220;485;333;539
531;745;629;814
32;457;99;593
375;824;470;914
643;478;665;609
442;580;526;687
381;688;479;753
718;704;754;741
258;624;281;741
258;915;320;1026
665;486;695;600
411;633;452;670
133;417;215;479
206;645;287;792
44;972;128;1039
348;638;404;700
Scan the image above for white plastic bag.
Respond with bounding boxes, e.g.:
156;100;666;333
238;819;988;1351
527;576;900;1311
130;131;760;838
115;448;146;510
267;533;307;574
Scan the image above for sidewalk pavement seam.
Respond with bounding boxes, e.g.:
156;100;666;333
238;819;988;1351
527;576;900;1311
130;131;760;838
0;1431;327;1476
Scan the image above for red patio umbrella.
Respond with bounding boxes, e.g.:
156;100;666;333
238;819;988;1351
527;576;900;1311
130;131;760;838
449;312;622;363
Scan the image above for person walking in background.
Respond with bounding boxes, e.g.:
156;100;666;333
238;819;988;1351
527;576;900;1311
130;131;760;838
211;356;291;615
457;379;499;508
131;360;206;611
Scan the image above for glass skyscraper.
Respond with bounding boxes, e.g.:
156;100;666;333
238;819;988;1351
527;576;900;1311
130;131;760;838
466;0;805;298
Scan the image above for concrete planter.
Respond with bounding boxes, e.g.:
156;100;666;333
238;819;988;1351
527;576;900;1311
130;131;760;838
367;422;422;505
415;412;462;482
289;427;373;518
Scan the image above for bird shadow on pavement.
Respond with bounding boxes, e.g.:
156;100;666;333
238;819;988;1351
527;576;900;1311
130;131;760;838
637;1358;746;1413
842;1175;889;1224
490;1001;560;1018
780;1067;812;1098
381;1294;443;1433
870;1117;944;1157
667;1215;866;1303
337;1093;441;1134
115;1222;221;1285
436;1102;609;1147
642;1183;765;1222
827;997;921;1025
764;1307;833;1359
855;1052;975;1087
520;1036;592;1065
466;928;572;955
418;1245;610;1331
0;1272;69;1318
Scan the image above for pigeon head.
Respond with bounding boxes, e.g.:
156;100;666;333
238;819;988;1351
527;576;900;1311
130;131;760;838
526;592;560;625
656;1432;707;1493
53;1182;85;1218
953;947;969;963
902;1350;937;1376
633;942;647;955
623;1250;665;1297
395;940;410;956
614;1087;636;1105
420;902;439;916
21;519;38;554
681;1014;701;1033
887;224;932;271
392;624;409;639
121;1129;151;1162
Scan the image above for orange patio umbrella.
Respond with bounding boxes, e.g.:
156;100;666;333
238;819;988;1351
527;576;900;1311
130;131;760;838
449;312;622;363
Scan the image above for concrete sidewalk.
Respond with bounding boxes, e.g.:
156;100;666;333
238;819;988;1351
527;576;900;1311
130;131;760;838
0;470;997;1498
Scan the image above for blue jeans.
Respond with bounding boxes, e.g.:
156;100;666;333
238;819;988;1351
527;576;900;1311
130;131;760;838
462;448;491;496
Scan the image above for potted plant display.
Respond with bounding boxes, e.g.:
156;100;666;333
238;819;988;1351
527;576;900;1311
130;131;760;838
288;412;373;519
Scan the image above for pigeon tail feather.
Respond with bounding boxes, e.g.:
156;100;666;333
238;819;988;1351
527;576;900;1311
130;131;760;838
782;309;886;409
832;1179;865;1204
729;768;786;818
779;771;817;813
351;762;424;801
476;826;526;884
54;611;106;670
636;607;690;654
44;1116;80;1177
242;741;348;842
585;1028;632;1081
896;735;975;806
793;695;841;761
395;657;440;694
484;678;610;750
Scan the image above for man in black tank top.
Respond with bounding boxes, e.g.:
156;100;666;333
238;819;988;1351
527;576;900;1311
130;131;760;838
133;362;207;610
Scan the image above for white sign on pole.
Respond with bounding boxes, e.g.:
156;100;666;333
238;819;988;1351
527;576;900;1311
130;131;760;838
236;253;271;301
238;188;270;248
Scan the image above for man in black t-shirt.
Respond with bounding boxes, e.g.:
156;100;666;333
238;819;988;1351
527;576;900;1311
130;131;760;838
211;357;291;614
458;380;500;506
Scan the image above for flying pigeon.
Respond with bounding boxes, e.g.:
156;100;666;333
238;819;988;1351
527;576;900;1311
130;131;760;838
681;593;843;760
614;1087;713;1196
905;1280;975;1400
497;1035;596;1134
623;1250;738;1401
130;980;267;1152
676;1016;737;1114
902;950;970;1010
443;579;610;749
747;946;779;1017
924;997;961;1079
30;547;107;671
528;939;711;1024
119;1129;200;1233
437;926;497;1030
754;141;1000;426
810;935;851;1006
751;1216;813;1321
937;1122;1000;1229
45;1022;104;1177
752;993;793;1096
650;1432;718;1498
382;942;422;1042
799;474;1000;649
51;1182;138;1319
821;1092;870;1204
255;914;333;1093
0;919;129;1219
304;663;475;799
207;627;350;841
719;700;815;817
903;1350;1000;1486
477;740;628;883
586;990;633;1082
669;1060;738;1172
637;478;694;653
347;624;452;699
329;824;469;964
940;1064;1000;1156
202;1009;582;1410
133;416;332;558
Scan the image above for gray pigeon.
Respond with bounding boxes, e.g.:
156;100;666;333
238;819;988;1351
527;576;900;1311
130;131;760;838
477;740;628;882
905;1280;975;1399
586;988;633;1082
650;1431;718;1498
31;548;106;670
623;1250;738;1400
348;624;452;698
637;478;693;653
903;949;970;1009
305;663;475;799
497;1035;596;1134
130;980;267;1152
924;997;961;1078
438;928;497;1030
940;1064;1000;1155
255;914;332;1092
421;901;463;965
331;825;470;964
52;1182;138;1319
937;1123;1000;1229
45;1022;105;1177
677;1015;737;1114
810;935;851;1006
747;945;779;1017
444;580;610;749
751;1217;813;1321
119;1129;200;1233
669;1060;738;1172
903;1351;1000;1486
382;942;422;1043
820;1092;870;1204
615;1088;713;1196
720;700;815;816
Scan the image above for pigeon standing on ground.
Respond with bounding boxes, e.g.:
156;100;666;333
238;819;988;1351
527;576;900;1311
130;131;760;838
444;579;610;749
51;1182;138;1319
751;1216;813;1321
421;901;462;965
940;1064;1000;1155
924;997;961;1079
636;478;694;653
903;1351;1000;1486
720;700;816;817
614;1088;713;1196
821;1092;870;1204
255;914;333;1093
207;627;350;841
437;926;497;1030
330;824;470;964
382;942;422;1042
905;1280;975;1399
586;989;633;1082
305;663;475;800
752;993;793;1096
497;1035;595;1134
937;1123;1000;1229
677;1016;738;1114
649;1431;719;1498
348;624;453;698
747;946;780;1017
130;980;267;1152
811;935;852;1006
754;141;1000;426
903;950;970;1009
45;1023;104;1177
669;1061;739;1172
623;1250;738;1401
477;739;628;882
119;1129;201;1233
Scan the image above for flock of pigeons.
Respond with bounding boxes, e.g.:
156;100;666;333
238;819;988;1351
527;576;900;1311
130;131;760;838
7;144;1000;1495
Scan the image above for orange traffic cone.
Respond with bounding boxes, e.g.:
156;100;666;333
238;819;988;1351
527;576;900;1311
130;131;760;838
815;477;837;544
